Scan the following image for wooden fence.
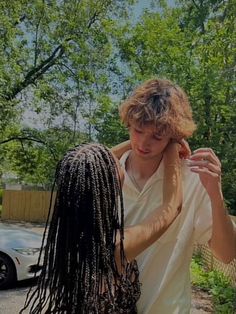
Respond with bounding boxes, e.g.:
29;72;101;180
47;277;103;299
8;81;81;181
1;190;56;222
1;190;236;285
194;215;236;286
194;244;236;287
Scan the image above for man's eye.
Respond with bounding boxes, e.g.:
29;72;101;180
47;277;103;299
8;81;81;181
154;135;162;140
135;128;142;133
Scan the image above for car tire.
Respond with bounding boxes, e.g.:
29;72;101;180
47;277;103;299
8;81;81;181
0;252;16;289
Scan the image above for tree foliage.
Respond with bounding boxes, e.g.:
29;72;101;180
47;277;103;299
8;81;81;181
103;0;236;213
0;0;136;187
0;0;235;213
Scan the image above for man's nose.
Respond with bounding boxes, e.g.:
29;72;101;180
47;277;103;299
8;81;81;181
139;134;150;148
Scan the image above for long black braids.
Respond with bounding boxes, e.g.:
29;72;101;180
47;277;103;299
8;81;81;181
20;143;131;314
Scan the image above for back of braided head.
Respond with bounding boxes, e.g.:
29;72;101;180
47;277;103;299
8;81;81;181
21;143;126;313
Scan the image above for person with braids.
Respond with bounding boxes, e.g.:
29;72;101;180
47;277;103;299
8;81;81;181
20;142;183;314
113;78;236;313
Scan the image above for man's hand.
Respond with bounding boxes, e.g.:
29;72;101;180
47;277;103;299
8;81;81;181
188;148;236;264
187;148;222;200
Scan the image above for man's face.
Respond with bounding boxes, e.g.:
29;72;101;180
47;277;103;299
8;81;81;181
129;123;171;160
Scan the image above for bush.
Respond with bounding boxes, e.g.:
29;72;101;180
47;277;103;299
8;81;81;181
191;254;236;313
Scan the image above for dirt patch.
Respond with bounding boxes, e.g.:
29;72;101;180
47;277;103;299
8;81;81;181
191;286;213;313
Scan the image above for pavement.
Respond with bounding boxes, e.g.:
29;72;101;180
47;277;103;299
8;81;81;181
0;220;44;313
0;219;45;234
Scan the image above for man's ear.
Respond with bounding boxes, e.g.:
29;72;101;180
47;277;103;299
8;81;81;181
178;139;191;159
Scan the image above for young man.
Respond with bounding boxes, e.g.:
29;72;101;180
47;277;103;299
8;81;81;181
114;78;236;314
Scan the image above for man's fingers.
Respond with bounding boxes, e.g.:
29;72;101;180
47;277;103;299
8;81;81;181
186;160;221;176
190;167;220;178
187;147;222;178
192;148;219;161
190;150;221;167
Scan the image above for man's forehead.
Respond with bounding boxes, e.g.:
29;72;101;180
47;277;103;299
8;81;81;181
133;122;169;135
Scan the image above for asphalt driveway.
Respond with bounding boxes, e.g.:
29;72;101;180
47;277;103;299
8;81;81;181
0;220;45;313
0;279;37;313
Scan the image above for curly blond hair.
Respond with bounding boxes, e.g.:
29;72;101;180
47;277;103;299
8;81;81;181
119;79;196;139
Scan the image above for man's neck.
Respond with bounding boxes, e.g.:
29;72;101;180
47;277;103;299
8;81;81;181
126;151;163;191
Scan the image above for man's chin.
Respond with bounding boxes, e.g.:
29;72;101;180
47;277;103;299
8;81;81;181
133;149;163;161
135;151;156;160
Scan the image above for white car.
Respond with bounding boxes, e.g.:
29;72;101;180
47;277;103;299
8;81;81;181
0;224;44;289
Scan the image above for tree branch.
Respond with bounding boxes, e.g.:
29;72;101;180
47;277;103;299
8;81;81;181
5;43;67;100
4;2;108;101
191;0;200;11
34;15;43;68
0;136;57;161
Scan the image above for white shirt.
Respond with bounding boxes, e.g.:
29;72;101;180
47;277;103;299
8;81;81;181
120;151;212;314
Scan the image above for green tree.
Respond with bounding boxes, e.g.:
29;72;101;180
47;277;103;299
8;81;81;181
2;127;89;188
97;0;236;212
0;0;136;186
95;105;128;147
177;0;236;213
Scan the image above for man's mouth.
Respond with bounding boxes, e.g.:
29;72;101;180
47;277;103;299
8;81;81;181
137;148;150;154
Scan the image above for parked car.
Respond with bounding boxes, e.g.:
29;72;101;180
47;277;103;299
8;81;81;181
0;224;44;289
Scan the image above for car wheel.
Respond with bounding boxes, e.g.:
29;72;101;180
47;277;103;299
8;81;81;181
0;253;16;289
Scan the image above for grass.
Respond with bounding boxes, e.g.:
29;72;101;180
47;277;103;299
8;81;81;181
191;253;236;313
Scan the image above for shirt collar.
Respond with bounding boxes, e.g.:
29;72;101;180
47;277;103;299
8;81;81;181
120;150;164;181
